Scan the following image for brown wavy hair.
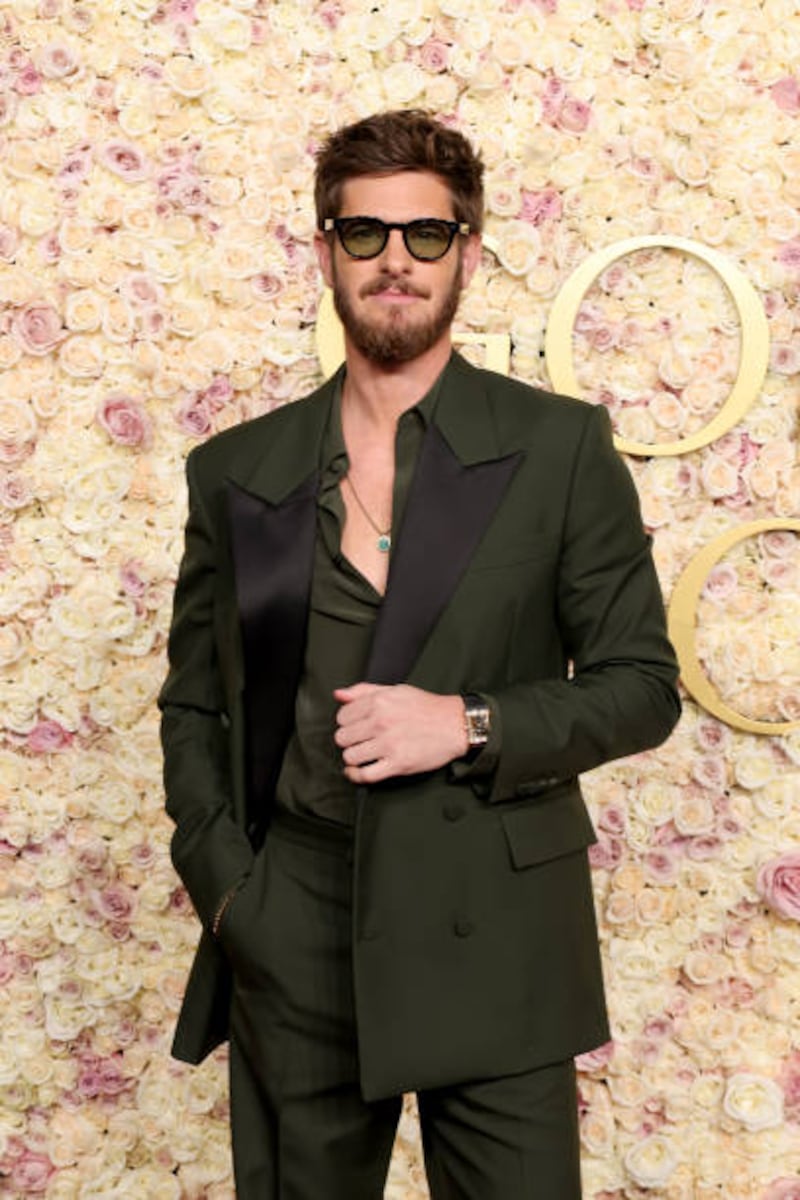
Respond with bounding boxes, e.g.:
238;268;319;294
314;109;484;233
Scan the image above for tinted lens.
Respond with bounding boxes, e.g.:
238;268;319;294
405;220;454;260
338;219;387;258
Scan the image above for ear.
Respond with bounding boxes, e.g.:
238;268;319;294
460;233;482;289
315;229;334;289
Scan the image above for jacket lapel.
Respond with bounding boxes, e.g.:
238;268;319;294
366;355;523;684
225;376;338;822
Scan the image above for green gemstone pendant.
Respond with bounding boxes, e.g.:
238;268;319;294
377;534;391;553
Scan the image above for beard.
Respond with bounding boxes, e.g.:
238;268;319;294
331;255;464;366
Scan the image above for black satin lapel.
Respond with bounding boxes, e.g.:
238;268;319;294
366;425;523;685
226;473;317;826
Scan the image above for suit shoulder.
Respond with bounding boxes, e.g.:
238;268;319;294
453;357;604;447
481;365;592;420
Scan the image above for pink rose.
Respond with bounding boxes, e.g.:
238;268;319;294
644;847;679;883
12;303;64;355
96;394;153;448
176;396;213;437
597;803;626;835
166;0;199;20
643;1016;673;1040
0;472;33;509
520;188;563;225
686;835;722;860
770;77;800;114
40;43;80;78
252;272;285;300
701;562;738;603
763;1180;800;1200
761;529;799;558
120;560;147;598
122;273;163;308
691;756;727;791
695;717;729;752
757;850;800;920
770;341;800;375
76;1060;128;1104
100;140;150;182
558;97;592;133
14;64;42;95
575;1040;615;1073
318;1;342;30
27;720;72;754
419;38;450;73
776;239;800;269
93;883;136;924
10;1152;54;1194
204;374;234;408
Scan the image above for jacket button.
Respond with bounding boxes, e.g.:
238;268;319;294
453;918;474;938
443;801;466;822
362;926;381;942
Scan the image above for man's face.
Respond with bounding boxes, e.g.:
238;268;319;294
315;171;481;367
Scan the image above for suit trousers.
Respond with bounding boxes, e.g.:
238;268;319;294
221;809;583;1200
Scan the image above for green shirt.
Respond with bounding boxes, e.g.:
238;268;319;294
273;375;441;825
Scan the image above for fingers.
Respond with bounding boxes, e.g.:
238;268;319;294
333;682;379;705
343;759;393;785
340;738;382;767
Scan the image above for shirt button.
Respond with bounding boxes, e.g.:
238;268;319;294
443;801;466;822
453;918;474;938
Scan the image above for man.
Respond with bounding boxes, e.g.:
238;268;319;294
160;109;681;1198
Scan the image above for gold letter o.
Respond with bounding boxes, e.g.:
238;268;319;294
668;519;800;734
545;235;770;457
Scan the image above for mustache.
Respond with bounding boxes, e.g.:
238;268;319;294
360;277;429;299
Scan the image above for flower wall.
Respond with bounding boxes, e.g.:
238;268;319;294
0;0;798;1196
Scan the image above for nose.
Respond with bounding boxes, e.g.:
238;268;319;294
380;227;413;273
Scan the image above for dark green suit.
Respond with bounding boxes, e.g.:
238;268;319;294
160;352;680;1103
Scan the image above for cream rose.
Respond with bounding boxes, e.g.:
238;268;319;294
623;1134;678;1187
493;221;541;277
722;1072;784;1131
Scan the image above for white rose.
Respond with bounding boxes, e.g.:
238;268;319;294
722;1072;784;1131
381;62;426;106
203;7;252;52
493;221;541;277
624;1134;678;1187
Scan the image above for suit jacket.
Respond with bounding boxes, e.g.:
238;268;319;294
159;352;680;1101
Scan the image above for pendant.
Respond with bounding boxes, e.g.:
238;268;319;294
377;534;391;553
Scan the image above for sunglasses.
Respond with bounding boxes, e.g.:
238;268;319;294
323;216;470;262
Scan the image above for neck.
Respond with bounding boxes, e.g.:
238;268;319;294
341;335;452;431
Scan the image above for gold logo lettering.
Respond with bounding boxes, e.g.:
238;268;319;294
545;235;770;457
668;520;800;734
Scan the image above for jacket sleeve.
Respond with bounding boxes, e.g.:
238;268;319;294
486;402;681;804
158;450;254;926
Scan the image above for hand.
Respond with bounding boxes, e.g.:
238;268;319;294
333;683;469;784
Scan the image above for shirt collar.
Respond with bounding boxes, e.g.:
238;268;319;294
319;355;450;476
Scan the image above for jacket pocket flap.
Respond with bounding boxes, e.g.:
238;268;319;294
500;785;597;869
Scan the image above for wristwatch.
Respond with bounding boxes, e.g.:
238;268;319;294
462;692;491;750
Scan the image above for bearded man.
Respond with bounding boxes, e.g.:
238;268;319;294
160;109;681;1199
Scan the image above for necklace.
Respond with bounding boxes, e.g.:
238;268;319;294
344;474;391;552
